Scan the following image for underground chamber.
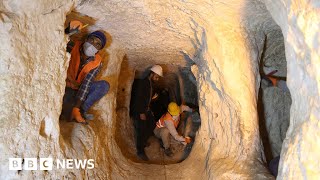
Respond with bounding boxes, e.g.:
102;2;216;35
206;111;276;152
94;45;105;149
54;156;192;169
115;64;201;164
1;0;319;179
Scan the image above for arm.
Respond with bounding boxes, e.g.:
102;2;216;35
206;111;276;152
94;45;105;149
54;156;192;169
66;41;75;53
134;79;150;116
180;105;193;113
75;64;101;105
65;20;83;52
164;120;186;143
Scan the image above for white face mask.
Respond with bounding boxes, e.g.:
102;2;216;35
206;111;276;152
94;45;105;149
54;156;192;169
83;42;98;57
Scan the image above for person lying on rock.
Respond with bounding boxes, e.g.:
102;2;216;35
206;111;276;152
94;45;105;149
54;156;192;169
153;102;193;157
61;20;110;124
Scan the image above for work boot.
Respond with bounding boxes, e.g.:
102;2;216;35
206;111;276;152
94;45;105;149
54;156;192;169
137;152;149;161
164;148;173;157
83;113;94;120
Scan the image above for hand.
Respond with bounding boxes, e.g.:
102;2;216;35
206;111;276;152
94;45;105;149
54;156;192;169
140;113;147;120
181;105;192;112
185;137;192;144
69;20;83;31
151;93;158;100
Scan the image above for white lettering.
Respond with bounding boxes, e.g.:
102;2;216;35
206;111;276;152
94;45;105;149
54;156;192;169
56;159;65;169
40;158;53;170
87;159;94;169
74;159;87;169
10;158;94;170
28;160;33;167
13;160;18;167
66;159;73;169
24;158;37;170
9;158;22;170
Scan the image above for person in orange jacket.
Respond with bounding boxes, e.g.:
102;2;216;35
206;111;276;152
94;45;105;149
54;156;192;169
61;20;109;124
154;102;193;156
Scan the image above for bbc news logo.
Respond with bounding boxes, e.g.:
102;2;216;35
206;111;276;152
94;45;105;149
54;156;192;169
9;158;94;170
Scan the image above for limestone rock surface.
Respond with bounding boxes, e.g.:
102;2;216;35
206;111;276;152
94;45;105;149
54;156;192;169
263;87;291;157
264;0;320;178
0;0;319;179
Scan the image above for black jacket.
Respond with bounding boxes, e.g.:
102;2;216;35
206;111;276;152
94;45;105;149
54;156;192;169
130;78;152;116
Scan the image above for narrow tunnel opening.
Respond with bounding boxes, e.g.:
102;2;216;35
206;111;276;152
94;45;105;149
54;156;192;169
115;61;200;164
257;28;292;177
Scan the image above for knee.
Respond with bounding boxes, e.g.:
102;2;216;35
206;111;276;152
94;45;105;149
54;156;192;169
99;80;110;95
161;128;170;136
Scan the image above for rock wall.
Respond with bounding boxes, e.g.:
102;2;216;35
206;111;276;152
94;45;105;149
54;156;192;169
262;87;291;158
258;23;291;162
0;1;73;179
0;0;319;179
264;0;320;178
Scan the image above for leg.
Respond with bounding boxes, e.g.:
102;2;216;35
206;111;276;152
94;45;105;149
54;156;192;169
141;118;149;150
81;80;110;112
133;115;149;160
159;128;174;156
159;128;171;149
133;115;148;154
146;111;156;142
61;87;77;120
153;128;161;139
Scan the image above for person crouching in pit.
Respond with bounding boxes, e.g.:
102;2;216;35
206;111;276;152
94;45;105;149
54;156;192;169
154;102;193;156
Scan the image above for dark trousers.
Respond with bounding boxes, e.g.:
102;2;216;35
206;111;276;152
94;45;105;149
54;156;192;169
132;111;155;154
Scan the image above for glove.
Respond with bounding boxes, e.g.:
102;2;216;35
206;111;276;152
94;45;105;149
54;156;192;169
185;137;192;144
71;107;87;124
69;20;83;30
68;20;84;36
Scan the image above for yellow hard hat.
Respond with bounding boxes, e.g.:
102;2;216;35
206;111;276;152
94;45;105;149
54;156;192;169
168;102;180;116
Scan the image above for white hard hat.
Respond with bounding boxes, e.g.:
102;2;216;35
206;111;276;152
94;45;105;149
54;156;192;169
150;65;163;77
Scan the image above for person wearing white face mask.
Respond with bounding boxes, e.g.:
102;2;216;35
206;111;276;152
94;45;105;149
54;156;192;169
61;20;110;124
154;102;193;157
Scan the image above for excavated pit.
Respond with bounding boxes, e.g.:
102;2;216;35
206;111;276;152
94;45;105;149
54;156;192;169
115;61;200;164
1;0;319;179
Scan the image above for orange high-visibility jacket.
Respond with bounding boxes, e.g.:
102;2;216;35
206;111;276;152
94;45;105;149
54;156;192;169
66;41;101;89
156;112;180;129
